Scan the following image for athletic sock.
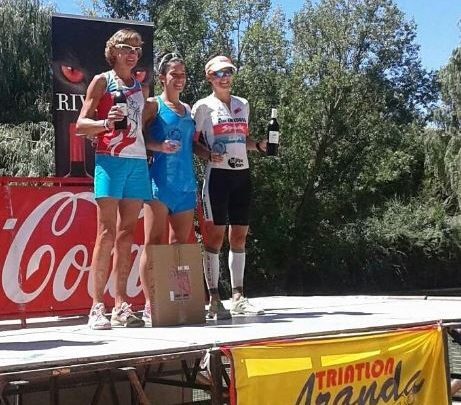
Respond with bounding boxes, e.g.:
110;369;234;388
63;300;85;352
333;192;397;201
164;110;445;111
229;250;245;290
203;250;220;290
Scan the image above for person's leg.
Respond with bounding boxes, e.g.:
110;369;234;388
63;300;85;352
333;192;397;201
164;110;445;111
109;198;146;327
113;198;143;306
201;169;232;319
139;200;169;311
91;198;118;303
111;156;152;326
228;225;249;301
203;222;230;320
203;169;228;300
139;200;168;326
226;169;263;315
204;223;226;300
227;225;264;316
88;197;118;329
228;224;264;315
169;209;194;244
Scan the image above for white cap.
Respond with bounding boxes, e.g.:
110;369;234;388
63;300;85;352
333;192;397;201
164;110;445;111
271;108;278;118
205;55;237;75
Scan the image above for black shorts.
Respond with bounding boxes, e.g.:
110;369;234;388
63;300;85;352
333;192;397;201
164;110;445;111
202;168;251;226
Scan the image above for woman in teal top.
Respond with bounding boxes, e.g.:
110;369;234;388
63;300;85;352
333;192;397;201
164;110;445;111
149;94;196;197
139;53;197;325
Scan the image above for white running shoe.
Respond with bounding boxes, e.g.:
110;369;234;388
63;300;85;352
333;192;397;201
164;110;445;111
230;297;265;316
111;302;145;328
142;304;152;327
88;303;111;330
206;300;231;321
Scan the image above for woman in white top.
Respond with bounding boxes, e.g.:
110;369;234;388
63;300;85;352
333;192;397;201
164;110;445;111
192;55;267;320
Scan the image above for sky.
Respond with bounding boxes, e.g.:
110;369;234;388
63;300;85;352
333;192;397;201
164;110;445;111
53;0;461;71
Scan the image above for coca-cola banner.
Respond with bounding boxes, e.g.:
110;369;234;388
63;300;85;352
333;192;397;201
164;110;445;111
0;179;144;319
52;14;154;177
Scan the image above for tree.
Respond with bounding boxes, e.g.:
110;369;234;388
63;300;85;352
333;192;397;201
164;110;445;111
151;0;210;103
205;0;271;67
0;122;55;176
0;0;53;123
426;47;461;212
268;0;437;293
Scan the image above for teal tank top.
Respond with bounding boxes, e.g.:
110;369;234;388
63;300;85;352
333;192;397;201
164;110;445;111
149;96;197;192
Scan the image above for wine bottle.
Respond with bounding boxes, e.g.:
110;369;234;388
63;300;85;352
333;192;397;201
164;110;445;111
114;90;127;130
66;123;89;177
266;108;280;156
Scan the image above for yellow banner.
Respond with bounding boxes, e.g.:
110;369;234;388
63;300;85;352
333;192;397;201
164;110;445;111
227;326;448;405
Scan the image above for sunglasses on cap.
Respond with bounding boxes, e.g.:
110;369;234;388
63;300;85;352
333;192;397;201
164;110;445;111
213;69;234;79
115;44;142;56
158;52;183;72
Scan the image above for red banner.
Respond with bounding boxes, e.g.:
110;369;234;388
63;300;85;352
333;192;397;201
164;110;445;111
0;178;145;319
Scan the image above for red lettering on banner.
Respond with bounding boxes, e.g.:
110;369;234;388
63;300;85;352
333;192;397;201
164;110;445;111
326;369;336;388
371;359;384;378
344;365;354;384
315;358;395;390
315;370;326;390
355;362;365;381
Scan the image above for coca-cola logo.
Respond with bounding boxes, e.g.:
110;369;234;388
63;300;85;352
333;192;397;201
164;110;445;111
1;190;143;307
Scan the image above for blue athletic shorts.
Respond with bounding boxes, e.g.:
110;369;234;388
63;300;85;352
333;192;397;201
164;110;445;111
94;155;152;200
151;181;197;214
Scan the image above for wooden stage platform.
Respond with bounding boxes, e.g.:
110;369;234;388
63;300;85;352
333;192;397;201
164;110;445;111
1;295;461;404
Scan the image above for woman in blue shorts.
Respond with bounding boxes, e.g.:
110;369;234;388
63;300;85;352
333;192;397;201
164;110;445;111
139;53;197;325
76;29;151;330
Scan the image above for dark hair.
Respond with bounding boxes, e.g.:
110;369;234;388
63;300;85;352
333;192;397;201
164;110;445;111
156;52;184;75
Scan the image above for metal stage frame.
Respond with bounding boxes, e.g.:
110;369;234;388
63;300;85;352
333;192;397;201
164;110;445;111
0;348;227;405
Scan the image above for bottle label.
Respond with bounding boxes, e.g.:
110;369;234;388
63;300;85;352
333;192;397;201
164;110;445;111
116;102;128;116
268;131;280;144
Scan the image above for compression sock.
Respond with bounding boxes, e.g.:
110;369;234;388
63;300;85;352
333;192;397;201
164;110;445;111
203;250;220;291
229;250;245;291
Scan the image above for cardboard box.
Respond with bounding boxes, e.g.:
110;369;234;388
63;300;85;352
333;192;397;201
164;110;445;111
145;244;206;326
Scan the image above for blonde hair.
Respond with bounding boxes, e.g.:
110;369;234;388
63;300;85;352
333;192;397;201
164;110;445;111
105;29;143;67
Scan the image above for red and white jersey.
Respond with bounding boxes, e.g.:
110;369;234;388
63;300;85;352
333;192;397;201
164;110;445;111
192;94;249;170
95;70;146;159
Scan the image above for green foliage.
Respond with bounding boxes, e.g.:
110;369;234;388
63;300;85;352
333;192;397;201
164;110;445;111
205;0;271;64
0;0;53;123
151;0;210;102
256;0;439;293
439;47;461;130
361;198;461;290
0;122;55;176
232;9;288;132
428;46;461;214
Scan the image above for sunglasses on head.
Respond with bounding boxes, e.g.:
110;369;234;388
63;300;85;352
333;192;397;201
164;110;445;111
213;69;234;79
115;44;142;56
158;52;182;72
